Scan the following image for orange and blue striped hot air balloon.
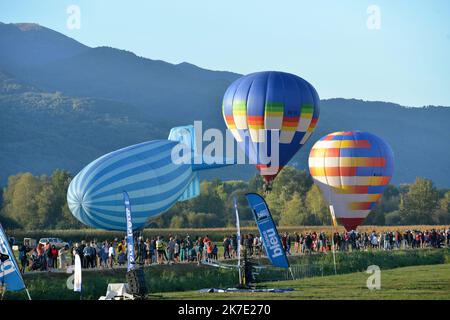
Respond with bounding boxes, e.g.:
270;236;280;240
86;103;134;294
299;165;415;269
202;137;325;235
222;71;319;190
308;131;394;231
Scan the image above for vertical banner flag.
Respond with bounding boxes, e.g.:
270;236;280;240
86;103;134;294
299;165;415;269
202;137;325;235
74;254;82;292
329;205;338;228
0;223;26;291
233;196;242;282
245;193;289;269
123;191;135;272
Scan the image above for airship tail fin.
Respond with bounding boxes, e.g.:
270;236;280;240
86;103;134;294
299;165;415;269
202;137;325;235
177;173;200;202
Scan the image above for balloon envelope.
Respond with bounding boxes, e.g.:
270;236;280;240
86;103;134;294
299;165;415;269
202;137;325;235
67;125;232;231
222;71;319;183
308;131;394;231
67;140;198;230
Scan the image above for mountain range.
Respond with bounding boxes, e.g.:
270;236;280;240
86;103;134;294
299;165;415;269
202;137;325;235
1;22;449;187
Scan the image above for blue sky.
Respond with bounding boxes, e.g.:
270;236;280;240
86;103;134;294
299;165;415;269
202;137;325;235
1;0;449;107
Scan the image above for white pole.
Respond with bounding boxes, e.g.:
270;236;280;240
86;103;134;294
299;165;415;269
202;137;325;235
234;196;242;285
329;205;338;275
331;236;337;275
288;267;295;280
25;288;32;300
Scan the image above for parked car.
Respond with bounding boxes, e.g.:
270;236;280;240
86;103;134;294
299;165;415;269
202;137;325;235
23;238;37;249
38;237;69;249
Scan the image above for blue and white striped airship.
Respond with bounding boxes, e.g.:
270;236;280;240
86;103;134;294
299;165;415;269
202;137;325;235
67;125;229;230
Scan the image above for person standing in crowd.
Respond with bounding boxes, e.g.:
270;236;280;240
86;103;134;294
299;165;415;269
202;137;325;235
117;240;126;266
383;232;389;250
136;237;145;265
299;233;305;253
156;236;167;264
408;230;414;248
44;241;52;270
395;231;401;249
150;237;157;264
108;241;115;268
34;243;46;270
294;232;300;254
212;241;218;260
18;242;29;274
319;232;326;252
50;245;58;269
68;243;74;266
205;238;213;261
281;233;287;253
252;236;258;258
343;232;350;251
92;241;98;268
190;237;197;262
349;231;357;250
167;237;176;264
78;241;86;268
144;238;151;265
200;236;206;261
100;241;108;268
202;234;210;253
259;234;265;256
83;242;93;268
378;232;384;250
195;237;202;264
370;231;378;249
71;243;77;265
246;234;254;256
185;235;192;261
92;241;99;268
223;236;231;259
28;248;37;271
231;234;238;258
58;244;68;269
286;232;292;255
178;238;185;262
174;238;180;263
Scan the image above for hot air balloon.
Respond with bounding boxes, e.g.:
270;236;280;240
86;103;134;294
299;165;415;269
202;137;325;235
67;125;229;231
308;131;394;231
222;71;320;191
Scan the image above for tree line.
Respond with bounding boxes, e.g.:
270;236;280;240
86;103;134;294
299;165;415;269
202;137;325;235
0;167;449;230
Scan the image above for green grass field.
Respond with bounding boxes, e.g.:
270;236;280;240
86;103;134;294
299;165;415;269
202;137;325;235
154;263;450;300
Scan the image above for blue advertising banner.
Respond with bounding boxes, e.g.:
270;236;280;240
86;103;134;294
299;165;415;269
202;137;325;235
123;192;136;272
0;223;26;291
245;193;289;269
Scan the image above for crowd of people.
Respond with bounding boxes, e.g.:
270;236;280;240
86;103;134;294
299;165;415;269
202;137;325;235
288;228;450;254
16;227;450;273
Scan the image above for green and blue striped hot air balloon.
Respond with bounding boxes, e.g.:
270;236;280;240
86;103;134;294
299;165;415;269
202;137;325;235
222;71;320;189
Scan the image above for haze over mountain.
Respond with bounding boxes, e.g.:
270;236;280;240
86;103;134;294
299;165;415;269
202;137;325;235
1;22;449;187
